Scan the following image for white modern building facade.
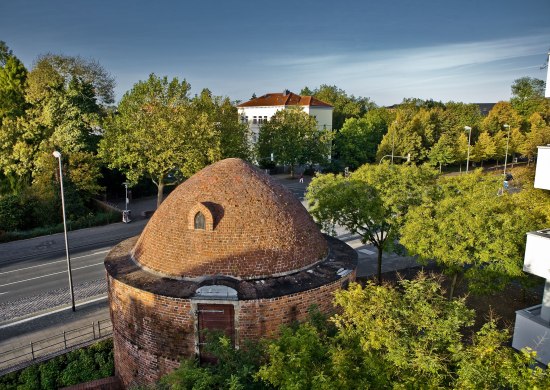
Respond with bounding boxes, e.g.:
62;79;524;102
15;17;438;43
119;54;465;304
512;55;550;365
237;90;333;144
512;146;550;365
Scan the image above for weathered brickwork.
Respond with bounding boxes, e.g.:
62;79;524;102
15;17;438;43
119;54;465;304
108;276;193;387
132;159;328;279
108;270;355;387
237;270;356;340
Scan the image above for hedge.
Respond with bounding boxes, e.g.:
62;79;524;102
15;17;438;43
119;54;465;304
0;339;114;390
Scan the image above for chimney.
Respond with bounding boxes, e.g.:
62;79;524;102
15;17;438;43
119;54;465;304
283;89;290;96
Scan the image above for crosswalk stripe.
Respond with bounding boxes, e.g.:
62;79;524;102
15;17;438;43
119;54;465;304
359;249;376;255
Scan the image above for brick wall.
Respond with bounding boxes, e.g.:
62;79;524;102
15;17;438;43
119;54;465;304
108;277;193;387
237;270;356;340
109;269;355;388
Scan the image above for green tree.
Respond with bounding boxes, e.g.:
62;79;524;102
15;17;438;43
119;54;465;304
0;53;109;209
256;107;332;177
376;106;419;162
299;86;313;96
401;171;547;298
192;88;251;160
376;106;443;163
520;112;550;163
99;74;221;207
440;102;483;136
0;43;27;122
482;101;522;134
509;126;526;161
429;132;457;172
335;108;391;169
307;163;436;284
310;84;375;130
26;53;114;105
455;321;548;388
333;276;474;388
510;76;546;119
334;277;549;388
455;131;470;171
471;131;496;166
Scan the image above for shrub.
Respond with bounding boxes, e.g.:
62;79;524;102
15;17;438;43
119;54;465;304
0;195;24;231
0;339;113;389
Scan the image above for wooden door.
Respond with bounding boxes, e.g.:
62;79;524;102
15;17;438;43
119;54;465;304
197;304;235;364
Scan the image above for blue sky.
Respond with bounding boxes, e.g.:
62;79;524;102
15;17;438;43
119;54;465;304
1;0;549;105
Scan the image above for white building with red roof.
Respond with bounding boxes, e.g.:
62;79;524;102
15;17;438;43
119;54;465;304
237;90;333;143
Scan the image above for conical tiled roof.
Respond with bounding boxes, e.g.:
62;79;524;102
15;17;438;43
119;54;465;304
132;158;328;279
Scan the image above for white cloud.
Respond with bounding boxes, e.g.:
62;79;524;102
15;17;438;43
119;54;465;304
256;34;549;104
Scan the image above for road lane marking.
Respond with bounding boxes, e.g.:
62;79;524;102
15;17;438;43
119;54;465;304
359;249;376;255
347;239;365;249
0;262;104;288
0;250;110;276
0;291;8;295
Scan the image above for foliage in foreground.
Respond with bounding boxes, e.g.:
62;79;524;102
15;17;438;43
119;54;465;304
401;169;549;297
259;277;549;389
160;337;267;390
0;339;114;390
158;276;548;390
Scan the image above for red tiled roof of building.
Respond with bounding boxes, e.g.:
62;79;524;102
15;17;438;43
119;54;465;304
238;92;332;108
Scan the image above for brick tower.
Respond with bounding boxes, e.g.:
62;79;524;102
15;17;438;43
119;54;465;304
105;158;357;387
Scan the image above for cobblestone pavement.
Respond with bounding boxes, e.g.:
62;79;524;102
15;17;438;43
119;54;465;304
0;278;107;324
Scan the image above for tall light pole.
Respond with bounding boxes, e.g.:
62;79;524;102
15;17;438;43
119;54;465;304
122;182;131;223
464;126;472;173
503;124;511;176
53;151;76;312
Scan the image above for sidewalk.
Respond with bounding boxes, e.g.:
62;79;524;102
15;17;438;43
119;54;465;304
105;195;157;221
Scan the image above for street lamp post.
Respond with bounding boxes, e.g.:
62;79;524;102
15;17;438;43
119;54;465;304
503;124;511;176
122;182;131;223
52;151;76;312
464;126;472;173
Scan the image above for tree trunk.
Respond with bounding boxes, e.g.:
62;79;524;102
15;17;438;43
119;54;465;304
156;179;165;208
449;272;458;300
290;165;295;179
439;163;442;173
376;247;383;285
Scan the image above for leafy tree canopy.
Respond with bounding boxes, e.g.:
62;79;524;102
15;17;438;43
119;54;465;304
191;88;251;160
0;42;27;121
401;170;547;297
511;76;547;119
26;54;115;105
256;107;333;176
307;84;376;130
258;275;550;389
335;108;392;169
99;74;222;207
307;163;437;283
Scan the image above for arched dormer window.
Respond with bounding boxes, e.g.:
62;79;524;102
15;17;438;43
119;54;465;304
188;202;215;231
194;212;206;230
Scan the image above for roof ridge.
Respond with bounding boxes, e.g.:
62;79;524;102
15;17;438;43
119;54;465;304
284;92;292;106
